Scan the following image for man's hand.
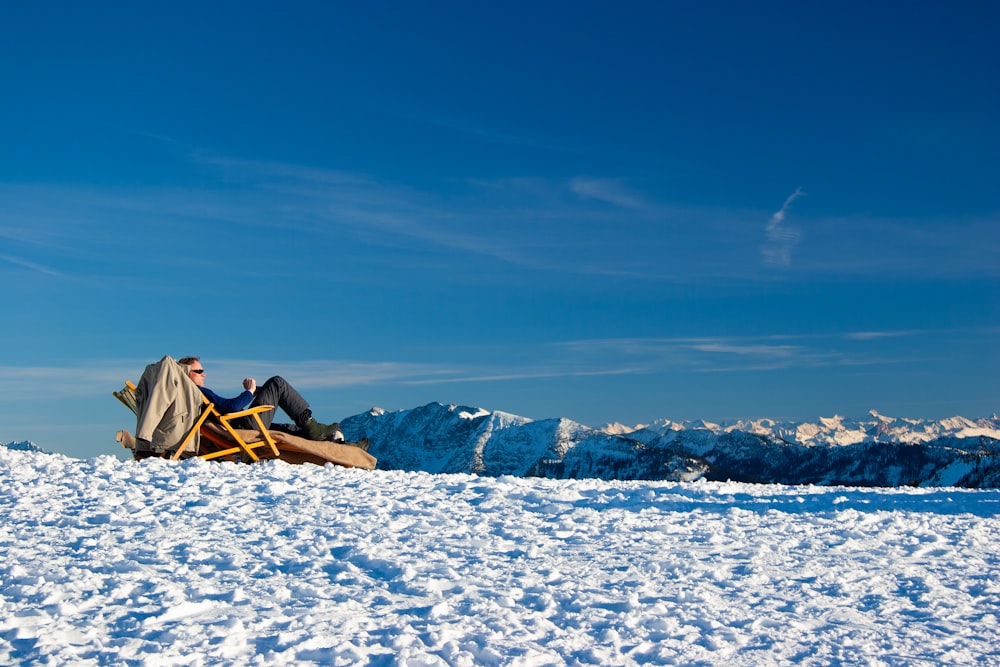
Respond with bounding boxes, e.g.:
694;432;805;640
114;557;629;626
243;378;257;394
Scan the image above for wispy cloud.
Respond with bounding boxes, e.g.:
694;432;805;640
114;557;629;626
7;154;995;289
844;330;920;341
389;108;583;155
555;329;930;374
569;177;644;209
0;358;647;403
0;359;457;401
689;342;800;357
0;363;136;400
204;359;456;390
192;157;687;278
400;366;643;386
0;253;62;276
0;326;984;404
187;356;654;390
762;187;805;266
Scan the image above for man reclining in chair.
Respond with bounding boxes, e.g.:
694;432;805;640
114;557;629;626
179;356;346;443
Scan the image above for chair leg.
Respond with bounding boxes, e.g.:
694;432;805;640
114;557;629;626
171;405;215;461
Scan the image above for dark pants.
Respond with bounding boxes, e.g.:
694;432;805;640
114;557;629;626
234;376;310;429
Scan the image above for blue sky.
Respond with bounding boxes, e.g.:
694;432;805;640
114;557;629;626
1;1;997;458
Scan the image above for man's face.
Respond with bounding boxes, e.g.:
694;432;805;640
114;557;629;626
188;361;206;387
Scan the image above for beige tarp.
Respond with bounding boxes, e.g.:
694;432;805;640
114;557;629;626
210;424;377;469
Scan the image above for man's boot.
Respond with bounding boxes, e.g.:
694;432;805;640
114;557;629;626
323;430;367;450
297;410;342;441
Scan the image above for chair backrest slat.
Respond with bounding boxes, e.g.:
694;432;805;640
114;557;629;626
113;382;139;416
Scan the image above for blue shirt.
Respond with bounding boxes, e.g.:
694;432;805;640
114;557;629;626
199;387;254;414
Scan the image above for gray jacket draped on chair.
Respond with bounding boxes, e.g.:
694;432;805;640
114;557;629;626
134;355;204;454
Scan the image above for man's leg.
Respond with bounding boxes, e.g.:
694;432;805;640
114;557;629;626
249;376;309;428
241;376;339;440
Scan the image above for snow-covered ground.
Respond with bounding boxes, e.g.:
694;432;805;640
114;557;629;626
2;447;998;666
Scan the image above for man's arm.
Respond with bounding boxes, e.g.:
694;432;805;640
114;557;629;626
198;386;254;414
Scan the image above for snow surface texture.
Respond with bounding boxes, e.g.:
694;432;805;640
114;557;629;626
2;447;999;666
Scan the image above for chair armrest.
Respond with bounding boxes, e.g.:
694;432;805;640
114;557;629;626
219;405;275;420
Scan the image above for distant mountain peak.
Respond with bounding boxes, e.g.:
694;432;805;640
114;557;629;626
455;406;490;420
2;440;47;453
601;422;647;435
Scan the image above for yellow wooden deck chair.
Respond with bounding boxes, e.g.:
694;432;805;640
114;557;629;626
114;373;280;463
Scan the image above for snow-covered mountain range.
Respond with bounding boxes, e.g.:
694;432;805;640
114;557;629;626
614;410;1000;446
341;403;1000;488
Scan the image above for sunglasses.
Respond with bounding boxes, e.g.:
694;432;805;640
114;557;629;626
190;369;205;374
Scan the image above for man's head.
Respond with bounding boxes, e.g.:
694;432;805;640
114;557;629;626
178;356;205;387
